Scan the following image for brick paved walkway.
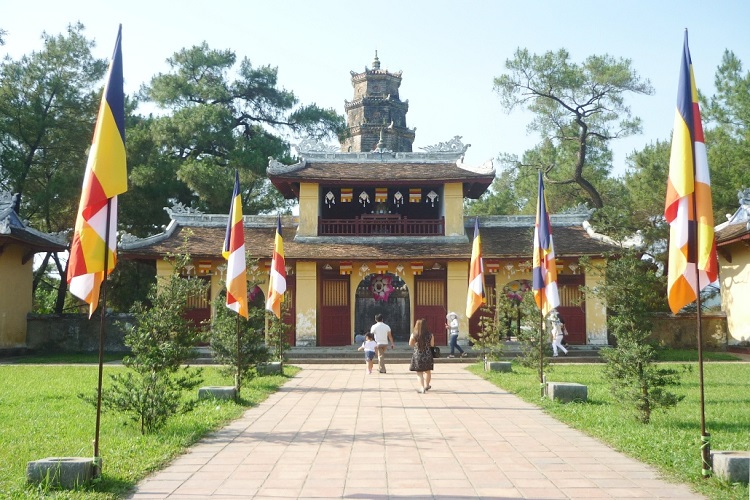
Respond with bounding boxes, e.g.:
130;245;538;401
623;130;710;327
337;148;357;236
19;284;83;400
128;364;703;499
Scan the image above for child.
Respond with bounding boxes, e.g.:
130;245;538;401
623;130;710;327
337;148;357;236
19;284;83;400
358;332;377;373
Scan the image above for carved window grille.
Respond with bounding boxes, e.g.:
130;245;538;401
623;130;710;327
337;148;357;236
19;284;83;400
417;280;445;307
323;280;348;307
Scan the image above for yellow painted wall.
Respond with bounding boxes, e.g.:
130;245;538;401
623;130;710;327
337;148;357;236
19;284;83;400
446;261;470;339
0;245;34;347
720;243;750;344
584;257;608;345
297;183;319;237
155;258;173;280
443;182;465;236
295;261;317;346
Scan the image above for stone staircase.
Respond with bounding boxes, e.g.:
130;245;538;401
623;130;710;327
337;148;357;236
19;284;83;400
191;342;606;365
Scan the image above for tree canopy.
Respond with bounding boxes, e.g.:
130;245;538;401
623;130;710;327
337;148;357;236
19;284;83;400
0;22;106;230
121;43;345;234
493;48;654;209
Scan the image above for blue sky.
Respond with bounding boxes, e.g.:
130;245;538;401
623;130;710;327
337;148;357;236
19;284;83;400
3;1;749;177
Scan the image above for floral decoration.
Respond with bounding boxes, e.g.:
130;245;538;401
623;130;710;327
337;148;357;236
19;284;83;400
370;274;394;302
503;279;532;303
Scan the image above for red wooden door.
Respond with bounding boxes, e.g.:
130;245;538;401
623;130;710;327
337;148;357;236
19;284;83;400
319;274;351;346
414;271;447;345
557;274;586;345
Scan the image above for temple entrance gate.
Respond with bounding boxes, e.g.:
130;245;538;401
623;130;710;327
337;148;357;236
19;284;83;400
354;273;410;342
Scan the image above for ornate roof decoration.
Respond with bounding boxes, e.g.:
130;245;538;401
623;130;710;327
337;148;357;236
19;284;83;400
267;156;307;175
293;138;339;155
164;201;203;217
420;136;471;155
0;191;17;213
717;188;750;230
560;203;596;218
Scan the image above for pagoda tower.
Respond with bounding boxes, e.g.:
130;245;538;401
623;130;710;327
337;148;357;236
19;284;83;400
341;52;416;153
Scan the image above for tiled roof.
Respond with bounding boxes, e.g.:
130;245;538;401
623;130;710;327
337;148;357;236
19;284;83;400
120;221;618;261
267;151;494;199
0;195;68;252
716;222;750;246
272;161;493;182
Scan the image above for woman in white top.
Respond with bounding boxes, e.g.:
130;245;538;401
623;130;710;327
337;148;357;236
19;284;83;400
446;312;466;358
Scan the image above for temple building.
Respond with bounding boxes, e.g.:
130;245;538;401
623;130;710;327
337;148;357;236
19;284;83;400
121;56;616;347
0;192;67;351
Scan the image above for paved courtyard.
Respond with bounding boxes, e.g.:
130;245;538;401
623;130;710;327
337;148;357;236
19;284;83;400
128;363;703;499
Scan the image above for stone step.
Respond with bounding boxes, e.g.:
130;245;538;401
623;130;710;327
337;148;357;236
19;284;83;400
190;344;606;365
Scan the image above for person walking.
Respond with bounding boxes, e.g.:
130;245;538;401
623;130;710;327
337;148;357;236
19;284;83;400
409;318;434;393
357;332;377;374
370;314;394;373
549;310;568;357
445;311;466;358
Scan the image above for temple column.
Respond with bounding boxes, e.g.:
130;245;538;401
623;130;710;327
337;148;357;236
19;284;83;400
295;261;318;346
446;261;469;342
585;258;608;345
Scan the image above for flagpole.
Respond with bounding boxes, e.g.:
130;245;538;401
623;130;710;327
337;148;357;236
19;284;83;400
235;313;242;397
690;153;711;479
93;198;114;474
539;298;544;398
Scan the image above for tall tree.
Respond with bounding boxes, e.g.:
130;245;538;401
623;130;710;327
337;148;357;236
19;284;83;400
0;23;107;312
703;50;750;218
494;48;654;208
0;22;106;228
466;164;525;215
126;43;345;226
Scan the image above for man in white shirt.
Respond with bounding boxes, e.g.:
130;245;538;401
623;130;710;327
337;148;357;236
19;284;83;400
370;314;394;373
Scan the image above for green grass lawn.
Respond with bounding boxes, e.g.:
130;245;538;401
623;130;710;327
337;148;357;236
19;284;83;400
469;360;750;500
0;363;298;499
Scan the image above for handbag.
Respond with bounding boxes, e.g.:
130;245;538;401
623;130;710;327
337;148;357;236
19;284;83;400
431;346;441;358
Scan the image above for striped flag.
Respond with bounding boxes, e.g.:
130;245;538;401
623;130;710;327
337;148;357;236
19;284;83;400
222;170;248;318
67;25;127;317
532;172;560;316
466;217;485;318
665;31;718;314
266;215;287;318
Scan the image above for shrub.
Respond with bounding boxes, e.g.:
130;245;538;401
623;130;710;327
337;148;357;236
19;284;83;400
84;246;208;434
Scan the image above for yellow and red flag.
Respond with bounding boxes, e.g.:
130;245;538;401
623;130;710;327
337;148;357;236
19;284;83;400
266;215;287;318
67;25;127;317
465;217;485;318
665;31;718;314
222;170;248;318
532;172;560;317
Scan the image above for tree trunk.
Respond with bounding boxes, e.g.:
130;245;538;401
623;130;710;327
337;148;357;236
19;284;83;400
53;253;69;314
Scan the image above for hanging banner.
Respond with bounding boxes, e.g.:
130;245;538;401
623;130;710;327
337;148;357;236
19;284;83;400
341;188;353;203
409;188;421;203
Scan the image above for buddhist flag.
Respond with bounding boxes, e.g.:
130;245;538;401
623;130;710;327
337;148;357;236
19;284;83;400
67;25;127;317
222;170;248;318
466;217;485;318
266;215;287;318
665;31;718;314
532;172;560;316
